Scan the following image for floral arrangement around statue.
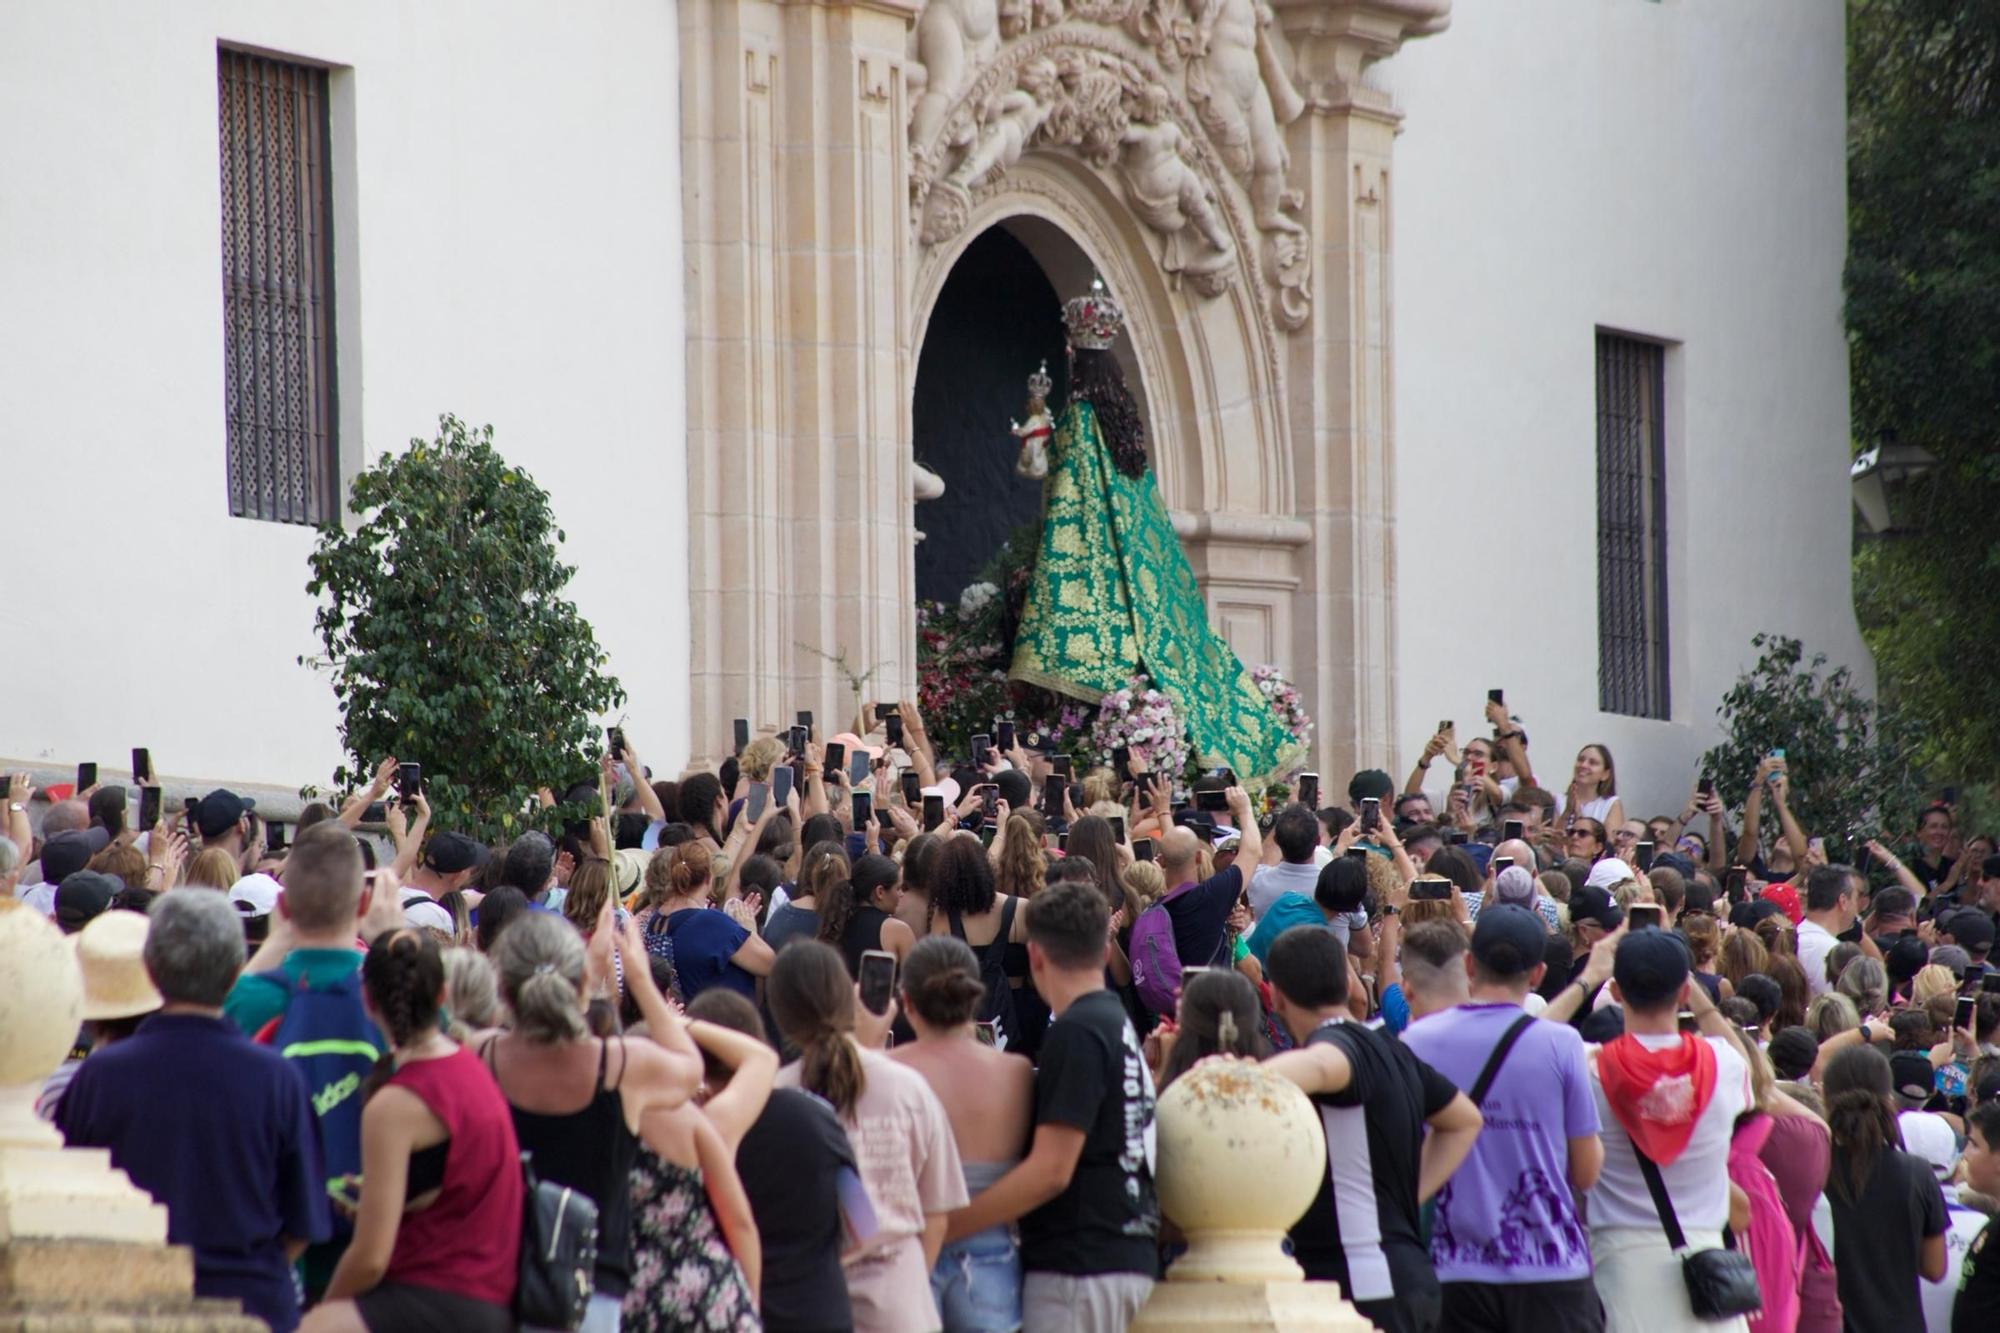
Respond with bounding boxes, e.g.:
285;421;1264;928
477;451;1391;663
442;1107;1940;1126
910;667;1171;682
1088;676;1193;783
1250;663;1314;754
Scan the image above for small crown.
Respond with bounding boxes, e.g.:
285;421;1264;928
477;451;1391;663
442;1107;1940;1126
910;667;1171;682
1026;360;1052;399
1062;276;1125;351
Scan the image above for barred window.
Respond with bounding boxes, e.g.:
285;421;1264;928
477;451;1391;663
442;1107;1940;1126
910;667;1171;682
218;48;337;524
1596;332;1669;719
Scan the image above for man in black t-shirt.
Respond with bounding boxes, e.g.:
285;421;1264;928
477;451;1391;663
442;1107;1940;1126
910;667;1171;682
946;879;1159;1333
1263;925;1482;1333
1957;1100;2000;1333
1156;785;1262;967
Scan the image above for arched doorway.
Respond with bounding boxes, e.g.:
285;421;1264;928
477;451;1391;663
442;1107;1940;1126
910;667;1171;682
911;226;1066;606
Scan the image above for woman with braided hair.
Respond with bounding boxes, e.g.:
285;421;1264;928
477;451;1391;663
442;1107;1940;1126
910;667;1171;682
302;928;523;1332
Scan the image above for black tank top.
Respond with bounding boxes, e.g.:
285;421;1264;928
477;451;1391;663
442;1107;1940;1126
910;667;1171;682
840;904;892;978
487;1036;639;1297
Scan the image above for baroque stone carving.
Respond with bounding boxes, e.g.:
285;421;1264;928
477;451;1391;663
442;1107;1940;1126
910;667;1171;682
908;0;1312;326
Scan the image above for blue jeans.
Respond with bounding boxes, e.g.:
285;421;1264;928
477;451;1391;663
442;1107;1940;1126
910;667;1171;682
931;1229;1022;1332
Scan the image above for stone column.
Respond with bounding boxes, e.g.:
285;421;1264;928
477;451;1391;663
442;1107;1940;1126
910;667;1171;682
683;0;920;759
1273;0;1449;781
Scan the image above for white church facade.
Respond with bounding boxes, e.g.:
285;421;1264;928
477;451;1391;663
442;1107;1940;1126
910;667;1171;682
0;0;1866;820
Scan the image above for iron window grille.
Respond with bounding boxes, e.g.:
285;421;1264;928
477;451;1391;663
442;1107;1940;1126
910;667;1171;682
218;48;336;524
1595;332;1669;720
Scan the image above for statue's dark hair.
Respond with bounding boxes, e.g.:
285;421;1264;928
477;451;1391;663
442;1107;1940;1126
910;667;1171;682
1069;348;1149;479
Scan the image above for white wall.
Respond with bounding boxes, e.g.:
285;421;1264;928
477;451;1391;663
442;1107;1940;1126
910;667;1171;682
0;0;689;798
1380;0;1868;819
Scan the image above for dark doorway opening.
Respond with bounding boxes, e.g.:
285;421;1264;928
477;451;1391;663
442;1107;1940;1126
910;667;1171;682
912;227;1069;606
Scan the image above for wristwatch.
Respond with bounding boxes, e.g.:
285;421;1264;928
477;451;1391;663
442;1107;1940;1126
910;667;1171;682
1380;904;1400;917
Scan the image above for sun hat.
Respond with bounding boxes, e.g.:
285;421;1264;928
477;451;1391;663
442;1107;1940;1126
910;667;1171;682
73;909;164;1021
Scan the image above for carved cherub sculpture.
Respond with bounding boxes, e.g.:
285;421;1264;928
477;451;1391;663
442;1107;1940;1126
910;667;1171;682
1010;361;1055;479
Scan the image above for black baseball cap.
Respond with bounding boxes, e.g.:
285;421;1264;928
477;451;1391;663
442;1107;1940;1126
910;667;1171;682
1891;1050;1936;1109
194;789;256;840
422;831;490;874
1884;934;1930;986
1470;905;1547;977
1947;909;1996;954
1612;929;1691;1010
1571;884;1624;933
40;828;111;886
54;870;119;934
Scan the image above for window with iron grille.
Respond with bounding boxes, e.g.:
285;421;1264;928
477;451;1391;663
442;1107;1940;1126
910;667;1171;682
1595;332;1669;719
218;48;337;524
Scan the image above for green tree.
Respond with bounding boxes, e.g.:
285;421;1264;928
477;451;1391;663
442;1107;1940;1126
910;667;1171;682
1701;634;1926;864
305;415;623;839
1847;0;2000;780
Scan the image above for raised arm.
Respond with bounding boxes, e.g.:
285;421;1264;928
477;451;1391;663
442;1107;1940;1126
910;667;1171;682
1226;786;1261;870
1768;771;1809;868
685;1018;779;1149
339;757;398;828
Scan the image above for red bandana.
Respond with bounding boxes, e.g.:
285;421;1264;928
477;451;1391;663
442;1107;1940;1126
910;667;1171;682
1597;1033;1718;1166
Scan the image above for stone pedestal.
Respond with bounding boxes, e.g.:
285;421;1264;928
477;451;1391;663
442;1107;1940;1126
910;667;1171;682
0;902;262;1332
1135;1058;1374;1331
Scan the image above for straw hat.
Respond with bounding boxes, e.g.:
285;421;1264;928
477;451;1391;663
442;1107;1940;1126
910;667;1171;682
73;909;163;1021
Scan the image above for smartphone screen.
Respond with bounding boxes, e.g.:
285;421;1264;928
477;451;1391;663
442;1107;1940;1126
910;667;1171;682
1487;688;1505;706
772;766;795;809
1446;829;1469;845
1412;877;1450;901
852;791;872;828
1109;815;1126;842
1502;819;1524;843
850;749;872;784
980;785;998;819
1697;776;1715;798
1983;971;2000;995
733;718;751;756
1957;994;1978;1033
1346;847;1368;863
980;822;997;847
398;762;422;807
76;761;97;791
973;1019;1000;1048
1041;775;1063;818
267;820;287;852
971;734;991;769
824;742;846;782
182;796;200;826
859;950;897;1014
1360;797;1380;834
748;782;770;822
900;771;921;806
1635;840;1655;872
607;726;626;761
884;713;904;747
995;720;1015;753
1438;720;1454;738
1629;904;1665;931
1134;838;1155;862
796;710;814;741
788;725;808;756
1491;856;1515;874
923;793;945;831
131;747;153;785
1297;773;1319;809
1051;755;1073;779
1196;788;1229;812
138;785;162;830
1725;865;1748;901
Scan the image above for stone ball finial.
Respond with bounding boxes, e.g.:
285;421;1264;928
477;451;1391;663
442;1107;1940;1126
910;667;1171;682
1152;1056;1326;1283
0;900;84;1089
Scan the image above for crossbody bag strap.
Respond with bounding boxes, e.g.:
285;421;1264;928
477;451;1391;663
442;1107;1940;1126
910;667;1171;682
1467;1014;1537;1106
1633;1146;1688;1252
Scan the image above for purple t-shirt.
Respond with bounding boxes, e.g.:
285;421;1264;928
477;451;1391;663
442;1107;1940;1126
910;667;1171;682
1401;1002;1599;1285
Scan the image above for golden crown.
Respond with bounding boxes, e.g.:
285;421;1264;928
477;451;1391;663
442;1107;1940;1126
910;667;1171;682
1062;276;1125;351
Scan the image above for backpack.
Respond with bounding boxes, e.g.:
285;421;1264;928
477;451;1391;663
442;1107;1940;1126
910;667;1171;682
946;896;1019;1050
1130;882;1202;1017
515;1151;599;1331
253;966;384;1214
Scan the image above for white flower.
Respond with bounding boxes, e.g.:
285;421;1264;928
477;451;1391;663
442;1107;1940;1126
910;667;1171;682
958;582;999;617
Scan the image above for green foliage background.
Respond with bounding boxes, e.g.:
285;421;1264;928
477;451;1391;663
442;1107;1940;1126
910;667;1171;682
304;415;623;839
1702;635;1927;865
1847;0;2000;782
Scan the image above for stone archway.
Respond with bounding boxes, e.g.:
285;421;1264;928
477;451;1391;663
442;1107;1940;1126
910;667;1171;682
679;0;1452;779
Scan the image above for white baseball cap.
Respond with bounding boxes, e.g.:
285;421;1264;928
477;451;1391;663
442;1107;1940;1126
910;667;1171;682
229;872;282;918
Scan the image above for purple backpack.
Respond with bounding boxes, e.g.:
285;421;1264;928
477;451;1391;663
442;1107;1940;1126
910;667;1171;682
1130;882;1200;1016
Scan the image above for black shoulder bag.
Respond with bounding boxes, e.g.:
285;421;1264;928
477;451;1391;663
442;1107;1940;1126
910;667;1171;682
1633;1145;1762;1320
1467;1014;1537;1106
515;1151;600;1331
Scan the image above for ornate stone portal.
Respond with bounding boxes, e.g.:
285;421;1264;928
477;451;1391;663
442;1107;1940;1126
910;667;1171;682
681;0;1449;780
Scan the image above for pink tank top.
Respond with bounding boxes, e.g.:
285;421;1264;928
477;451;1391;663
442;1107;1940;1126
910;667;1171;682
1729;1114;1801;1333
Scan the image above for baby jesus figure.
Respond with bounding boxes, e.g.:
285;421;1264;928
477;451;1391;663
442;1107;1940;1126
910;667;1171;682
1010;360;1055;480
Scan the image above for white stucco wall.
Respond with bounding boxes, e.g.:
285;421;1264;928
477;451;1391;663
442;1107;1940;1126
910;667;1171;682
1381;0;1868;820
0;0;690;798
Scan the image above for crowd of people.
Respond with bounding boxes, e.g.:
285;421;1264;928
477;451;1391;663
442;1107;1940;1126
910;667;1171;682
6;696;2000;1333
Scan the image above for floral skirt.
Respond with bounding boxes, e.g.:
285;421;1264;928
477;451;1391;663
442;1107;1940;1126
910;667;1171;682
623;1147;761;1333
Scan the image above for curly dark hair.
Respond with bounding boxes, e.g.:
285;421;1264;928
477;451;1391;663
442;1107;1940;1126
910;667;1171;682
1069;349;1148;479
